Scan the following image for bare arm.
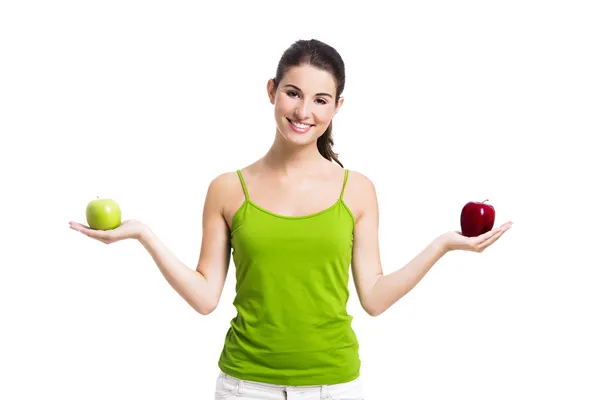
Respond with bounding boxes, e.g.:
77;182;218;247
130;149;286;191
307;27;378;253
70;173;236;314
358;238;447;317
349;174;448;316
137;174;232;315
350;172;512;317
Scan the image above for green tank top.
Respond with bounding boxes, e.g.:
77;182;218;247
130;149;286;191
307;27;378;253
217;169;361;386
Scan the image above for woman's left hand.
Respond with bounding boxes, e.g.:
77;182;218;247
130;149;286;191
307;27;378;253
438;221;513;253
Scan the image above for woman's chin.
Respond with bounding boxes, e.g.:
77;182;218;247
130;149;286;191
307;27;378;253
277;128;317;145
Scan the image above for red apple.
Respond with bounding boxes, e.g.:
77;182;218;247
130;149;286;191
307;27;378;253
460;199;495;237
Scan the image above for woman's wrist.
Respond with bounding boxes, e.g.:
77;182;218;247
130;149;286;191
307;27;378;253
433;233;453;254
137;224;153;243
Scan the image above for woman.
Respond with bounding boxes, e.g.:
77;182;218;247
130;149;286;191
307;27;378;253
70;39;512;399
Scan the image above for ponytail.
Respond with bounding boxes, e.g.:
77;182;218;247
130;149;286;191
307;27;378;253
317;122;343;168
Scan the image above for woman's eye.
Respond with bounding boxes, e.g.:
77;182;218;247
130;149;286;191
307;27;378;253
286;90;326;105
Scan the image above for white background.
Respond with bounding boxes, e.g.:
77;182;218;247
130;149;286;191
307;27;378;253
1;0;599;399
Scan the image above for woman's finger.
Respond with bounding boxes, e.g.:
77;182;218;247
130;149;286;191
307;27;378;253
471;221;513;244
473;227;502;245
70;221;116;241
465;227;500;250
475;229;504;252
475;223;512;252
69;221;87;230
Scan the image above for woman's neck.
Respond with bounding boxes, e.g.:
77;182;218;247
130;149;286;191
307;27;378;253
261;136;330;177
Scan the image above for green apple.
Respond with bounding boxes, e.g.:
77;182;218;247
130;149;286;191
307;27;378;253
86;197;122;230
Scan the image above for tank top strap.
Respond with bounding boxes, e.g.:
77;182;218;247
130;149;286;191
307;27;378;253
339;169;349;200
236;170;250;201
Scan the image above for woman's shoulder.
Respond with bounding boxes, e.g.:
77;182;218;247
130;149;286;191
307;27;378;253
203;170;247;228
345;169;376;192
208;158;259;184
203;169;247;210
208;170;242;191
342;168;378;221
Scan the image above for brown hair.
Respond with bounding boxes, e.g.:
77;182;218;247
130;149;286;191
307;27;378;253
271;39;346;167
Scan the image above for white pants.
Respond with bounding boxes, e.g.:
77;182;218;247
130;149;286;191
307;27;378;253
214;370;365;399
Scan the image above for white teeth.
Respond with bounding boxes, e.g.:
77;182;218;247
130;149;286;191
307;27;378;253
291;120;311;129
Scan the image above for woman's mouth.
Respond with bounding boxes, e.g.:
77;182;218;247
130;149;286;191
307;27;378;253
287;118;313;134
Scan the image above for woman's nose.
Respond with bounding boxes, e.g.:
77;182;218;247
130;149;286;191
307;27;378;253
294;101;311;120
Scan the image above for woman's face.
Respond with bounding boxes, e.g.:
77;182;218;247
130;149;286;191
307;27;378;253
268;64;343;146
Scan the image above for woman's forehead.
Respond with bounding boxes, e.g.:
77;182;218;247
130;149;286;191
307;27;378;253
281;65;337;93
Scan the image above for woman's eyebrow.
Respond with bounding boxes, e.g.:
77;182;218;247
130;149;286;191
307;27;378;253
283;84;333;99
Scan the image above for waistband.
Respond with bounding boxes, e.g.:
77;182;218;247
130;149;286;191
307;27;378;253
218;370;361;393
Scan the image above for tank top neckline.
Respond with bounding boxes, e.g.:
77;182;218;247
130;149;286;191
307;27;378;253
233;168;354;222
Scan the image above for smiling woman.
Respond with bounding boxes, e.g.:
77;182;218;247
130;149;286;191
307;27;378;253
267;39;347;168
69;38;513;400
270;66;341;143
279;82;334;134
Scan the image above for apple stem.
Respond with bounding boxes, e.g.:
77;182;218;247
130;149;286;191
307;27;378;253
482;199;489;203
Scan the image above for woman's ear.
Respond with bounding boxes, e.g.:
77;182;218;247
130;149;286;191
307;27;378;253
267;79;276;104
334;96;345;115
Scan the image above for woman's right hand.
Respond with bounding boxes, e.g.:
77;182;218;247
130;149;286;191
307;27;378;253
69;219;149;244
